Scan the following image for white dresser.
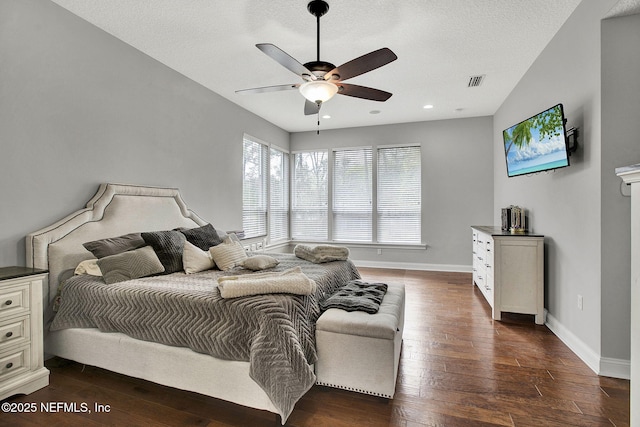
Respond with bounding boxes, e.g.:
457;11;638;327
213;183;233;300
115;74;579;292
0;267;50;400
471;226;545;324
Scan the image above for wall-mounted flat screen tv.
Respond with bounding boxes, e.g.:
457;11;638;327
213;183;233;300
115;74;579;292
503;103;570;177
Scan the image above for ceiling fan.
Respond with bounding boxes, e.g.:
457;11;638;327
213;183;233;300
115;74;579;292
236;0;398;117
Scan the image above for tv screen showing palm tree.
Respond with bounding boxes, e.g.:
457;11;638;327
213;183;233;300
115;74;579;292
503;104;570;177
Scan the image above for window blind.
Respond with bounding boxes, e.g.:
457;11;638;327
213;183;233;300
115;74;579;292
270;148;289;242
333;148;372;241
377;145;421;243
292;151;328;240
242;137;268;238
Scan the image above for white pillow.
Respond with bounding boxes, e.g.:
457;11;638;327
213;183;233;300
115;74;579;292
209;237;248;271
241;255;280;271
183;241;215;274
74;259;102;276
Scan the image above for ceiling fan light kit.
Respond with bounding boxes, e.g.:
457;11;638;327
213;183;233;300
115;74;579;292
299;80;339;104
236;0;397;121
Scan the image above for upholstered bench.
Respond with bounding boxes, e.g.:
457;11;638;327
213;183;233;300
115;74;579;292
315;283;405;398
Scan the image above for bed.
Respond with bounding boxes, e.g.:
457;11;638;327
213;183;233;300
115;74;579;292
25;183;360;423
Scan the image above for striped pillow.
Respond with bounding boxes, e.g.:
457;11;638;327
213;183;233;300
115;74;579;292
141;230;186;274
179;224;222;251
97;246;165;284
209;238;248;271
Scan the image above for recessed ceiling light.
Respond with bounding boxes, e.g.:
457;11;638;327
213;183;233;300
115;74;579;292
423;104;434;109
322;115;331;119
369;110;381;114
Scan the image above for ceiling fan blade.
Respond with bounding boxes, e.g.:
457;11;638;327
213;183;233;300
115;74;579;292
304;100;321;116
337;83;392;101
235;84;299;95
325;48;397;82
256;43;315;79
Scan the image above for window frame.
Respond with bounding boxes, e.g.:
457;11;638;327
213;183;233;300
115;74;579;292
269;145;290;244
290;149;329;241
242;134;291;242
376;143;422;244
332;147;373;242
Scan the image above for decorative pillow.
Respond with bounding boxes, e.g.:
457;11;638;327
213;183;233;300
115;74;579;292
97;246;165;284
141;230;186;274
209;237;248;271
83;233;145;258
320;280;388;314
183;241;215;274
179;223;223;251
74;259;102;276
241;255;280;271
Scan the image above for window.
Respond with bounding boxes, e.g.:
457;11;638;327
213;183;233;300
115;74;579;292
292;151;328;240
242;136;268;238
270;147;289;242
377;145;421;243
333;148;372;241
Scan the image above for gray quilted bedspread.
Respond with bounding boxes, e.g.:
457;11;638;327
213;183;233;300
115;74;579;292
50;253;360;422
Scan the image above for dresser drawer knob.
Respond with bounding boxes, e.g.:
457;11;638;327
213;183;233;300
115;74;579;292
5;362;13;369
5;332;13;338
4;300;12;306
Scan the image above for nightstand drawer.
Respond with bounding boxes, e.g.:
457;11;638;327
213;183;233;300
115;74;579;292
0;316;30;350
0;283;30;319
0;345;30;382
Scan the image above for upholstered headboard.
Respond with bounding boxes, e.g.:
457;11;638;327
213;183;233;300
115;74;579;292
26;183;207;311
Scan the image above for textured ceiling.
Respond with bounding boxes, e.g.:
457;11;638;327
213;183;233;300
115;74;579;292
50;0;587;132
605;0;640;17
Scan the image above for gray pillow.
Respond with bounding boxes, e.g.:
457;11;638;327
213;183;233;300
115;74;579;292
97;246;165;284
141;230;186;274
83;233;145;258
179;223;222;251
241;255;280;271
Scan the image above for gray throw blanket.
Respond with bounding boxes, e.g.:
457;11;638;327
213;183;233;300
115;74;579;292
320;280;388;314
294;244;349;263
51;254;359;423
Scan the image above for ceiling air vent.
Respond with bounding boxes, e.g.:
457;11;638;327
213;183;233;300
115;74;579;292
468;75;485;88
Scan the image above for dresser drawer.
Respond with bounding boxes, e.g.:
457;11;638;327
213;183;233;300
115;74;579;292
0;316;30;350
485;238;494;268
0;284;30;319
0;345;31;382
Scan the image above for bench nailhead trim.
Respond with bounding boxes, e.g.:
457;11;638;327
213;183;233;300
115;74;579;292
315;381;392;398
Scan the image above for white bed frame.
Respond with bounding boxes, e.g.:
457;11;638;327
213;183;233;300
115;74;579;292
26;184;279;415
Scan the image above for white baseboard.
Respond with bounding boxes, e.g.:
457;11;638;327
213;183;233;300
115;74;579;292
352;260;472;273
545;312;630;380
599;357;631;380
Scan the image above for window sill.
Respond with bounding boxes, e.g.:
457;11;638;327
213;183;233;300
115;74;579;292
284;239;427;251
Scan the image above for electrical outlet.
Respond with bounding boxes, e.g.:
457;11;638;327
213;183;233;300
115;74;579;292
377;249;382;255
577;295;583;310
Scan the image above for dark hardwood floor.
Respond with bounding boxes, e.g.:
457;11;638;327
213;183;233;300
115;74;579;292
1;269;629;426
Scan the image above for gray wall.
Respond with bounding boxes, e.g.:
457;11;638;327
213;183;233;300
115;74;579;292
494;0;632;367
0;0;289;267
602;12;640;361
291;117;494;269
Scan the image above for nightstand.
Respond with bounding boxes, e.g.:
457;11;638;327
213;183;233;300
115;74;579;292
0;267;50;400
